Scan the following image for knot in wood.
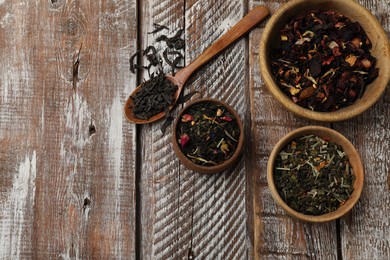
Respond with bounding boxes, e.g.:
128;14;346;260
65;19;80;36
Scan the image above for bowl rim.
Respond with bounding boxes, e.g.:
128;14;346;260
266;126;364;222
259;0;390;122
172;98;244;174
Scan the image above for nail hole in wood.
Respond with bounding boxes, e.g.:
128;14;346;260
83;197;91;211
89;123;96;137
188;249;194;260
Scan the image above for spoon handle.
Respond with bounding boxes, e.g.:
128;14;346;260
174;6;270;85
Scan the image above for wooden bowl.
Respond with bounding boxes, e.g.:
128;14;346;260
267;126;364;222
260;0;390;122
172;98;244;174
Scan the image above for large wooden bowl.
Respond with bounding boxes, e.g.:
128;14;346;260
267;126;364;222
260;0;390;122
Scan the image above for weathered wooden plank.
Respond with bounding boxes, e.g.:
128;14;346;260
0;0;137;258
138;0;250;258
0;1;52;258
248;1;337;259
137;0;185;258
184;1;249;258
334;1;390;259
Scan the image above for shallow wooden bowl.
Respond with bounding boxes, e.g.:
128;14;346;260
260;0;390;122
267;126;364;222
172;98;244;174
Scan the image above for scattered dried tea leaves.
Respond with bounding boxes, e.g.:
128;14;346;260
144;46;162;68
163;49;184;75
157;29;185;50
129;26;184;75
177;91;199;105
273;134;355;215
130;50;148;74
271;10;379;112
176;102;240;166
160;115;174;134
148;23;169;34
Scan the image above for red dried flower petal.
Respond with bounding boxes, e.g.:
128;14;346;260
221;116;233;122
180;134;190;148
181;114;193;122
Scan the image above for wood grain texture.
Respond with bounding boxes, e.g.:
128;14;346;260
1;0;389;258
0;0;137;258
334;1;390;259
139;0;250;258
138;0;185;258
249;0;337;259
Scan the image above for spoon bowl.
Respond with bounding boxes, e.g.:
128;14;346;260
124;6;270;124
124;73;184;124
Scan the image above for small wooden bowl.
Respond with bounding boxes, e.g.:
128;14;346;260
260;0;390;122
267;126;364;222
172;98;244;174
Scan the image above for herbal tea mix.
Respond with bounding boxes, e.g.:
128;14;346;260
176;102;240;166
273;135;355;215
271;10;379;112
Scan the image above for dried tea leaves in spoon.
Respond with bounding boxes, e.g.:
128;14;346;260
130;71;178;120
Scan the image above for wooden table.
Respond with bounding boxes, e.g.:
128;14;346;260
1;0;389;259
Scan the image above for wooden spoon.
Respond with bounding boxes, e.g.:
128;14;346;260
124;6;270;124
